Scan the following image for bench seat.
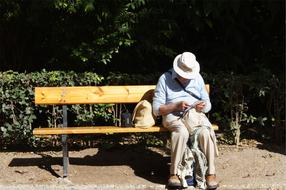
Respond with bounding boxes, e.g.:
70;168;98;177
33;125;219;135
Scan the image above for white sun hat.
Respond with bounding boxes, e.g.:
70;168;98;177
173;52;200;79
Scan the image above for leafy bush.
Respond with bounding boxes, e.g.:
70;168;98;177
0;70;105;148
205;69;284;145
0;70;284;148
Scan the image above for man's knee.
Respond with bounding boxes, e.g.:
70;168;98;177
199;128;211;140
172;126;189;140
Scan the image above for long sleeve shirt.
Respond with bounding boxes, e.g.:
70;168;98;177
152;69;211;117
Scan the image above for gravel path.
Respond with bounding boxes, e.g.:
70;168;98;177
0;142;285;190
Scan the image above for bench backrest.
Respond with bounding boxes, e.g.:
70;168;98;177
35;85;210;105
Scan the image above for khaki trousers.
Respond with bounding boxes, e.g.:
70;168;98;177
163;115;217;175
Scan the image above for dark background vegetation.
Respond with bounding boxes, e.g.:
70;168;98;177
0;0;285;149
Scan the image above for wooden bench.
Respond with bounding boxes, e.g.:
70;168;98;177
33;85;218;177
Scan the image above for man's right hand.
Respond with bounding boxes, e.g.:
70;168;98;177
159;101;190;116
176;101;191;111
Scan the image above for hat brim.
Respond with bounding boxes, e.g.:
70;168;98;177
173;54;200;79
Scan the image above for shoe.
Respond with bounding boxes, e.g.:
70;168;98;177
206;174;219;190
167;175;182;188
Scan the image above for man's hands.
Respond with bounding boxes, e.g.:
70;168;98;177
159;100;206;116
159;101;189;116
176;101;206;112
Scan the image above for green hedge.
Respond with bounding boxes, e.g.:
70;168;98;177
0;70;106;147
0;70;284;148
204;70;284;144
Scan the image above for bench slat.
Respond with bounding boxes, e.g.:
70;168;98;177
33;126;167;135
35;85;210;105
33;125;219;135
35;85;156;105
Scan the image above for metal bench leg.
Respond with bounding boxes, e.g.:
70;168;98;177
62;134;68;178
62;105;69;178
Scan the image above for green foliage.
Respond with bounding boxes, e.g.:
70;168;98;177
0;70;105;147
0;71;35;145
0;70;163;148
0;0;283;77
107;0;283;77
205;69;284;144
0;70;284;148
0;0;147;71
0;0;284;147
52;0;142;66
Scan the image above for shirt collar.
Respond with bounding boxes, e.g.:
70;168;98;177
171;69;178;80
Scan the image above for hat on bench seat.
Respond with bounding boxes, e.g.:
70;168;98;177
132;100;155;129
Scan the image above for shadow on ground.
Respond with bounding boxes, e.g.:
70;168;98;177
8;144;170;185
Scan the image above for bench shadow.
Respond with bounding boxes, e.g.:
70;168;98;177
9;144;170;184
9;153;63;178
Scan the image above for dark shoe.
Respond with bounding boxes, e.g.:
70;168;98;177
168;175;182;188
206;174;219;190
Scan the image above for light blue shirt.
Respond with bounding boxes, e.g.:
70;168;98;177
152;69;211;117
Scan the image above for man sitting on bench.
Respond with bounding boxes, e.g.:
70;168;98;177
152;52;219;189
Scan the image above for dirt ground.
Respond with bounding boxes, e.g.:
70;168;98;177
0;140;286;190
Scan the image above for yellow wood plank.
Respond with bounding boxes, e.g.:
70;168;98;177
212;124;219;131
35;85;210;105
35;85;156;105
33;124;218;135
33;126;167;135
205;84;210;94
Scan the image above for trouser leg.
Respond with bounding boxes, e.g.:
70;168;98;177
169;126;189;175
198;128;216;174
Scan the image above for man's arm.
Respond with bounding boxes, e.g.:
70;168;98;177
198;74;211;113
153;75;167;116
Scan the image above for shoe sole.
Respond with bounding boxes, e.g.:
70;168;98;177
167;184;183;189
207;184;219;190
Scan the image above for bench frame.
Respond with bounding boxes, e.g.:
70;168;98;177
33;85;217;178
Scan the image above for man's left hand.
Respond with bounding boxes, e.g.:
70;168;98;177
195;101;205;112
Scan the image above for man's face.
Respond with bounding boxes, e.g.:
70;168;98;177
177;75;190;85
